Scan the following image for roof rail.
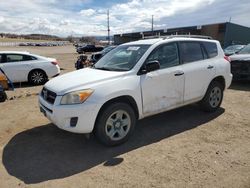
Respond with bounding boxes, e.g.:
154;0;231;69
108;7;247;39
143;35;162;39
143;34;213;40
163;35;213;40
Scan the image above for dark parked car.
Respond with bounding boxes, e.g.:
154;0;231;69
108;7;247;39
76;44;103;54
90;45;116;64
230;44;250;80
224;45;245;56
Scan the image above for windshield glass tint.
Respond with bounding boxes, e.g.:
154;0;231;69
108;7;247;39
94;44;150;71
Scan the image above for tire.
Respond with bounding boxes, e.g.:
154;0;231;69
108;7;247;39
0;91;7;103
94;102;136;146
200;81;223;112
28;70;47;85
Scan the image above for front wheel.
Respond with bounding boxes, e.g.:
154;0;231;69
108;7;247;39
200;81;223;112
94;103;136;146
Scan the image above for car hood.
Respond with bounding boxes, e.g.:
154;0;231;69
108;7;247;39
230;54;250;61
45;68;127;95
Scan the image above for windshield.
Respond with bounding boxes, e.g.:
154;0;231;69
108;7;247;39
238;44;250;54
94;44;150;71
224;45;244;51
102;46;116;54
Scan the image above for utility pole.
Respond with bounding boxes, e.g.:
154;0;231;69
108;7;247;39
107;10;110;45
151;15;154;36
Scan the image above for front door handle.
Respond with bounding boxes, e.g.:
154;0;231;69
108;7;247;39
207;65;214;69
174;71;184;76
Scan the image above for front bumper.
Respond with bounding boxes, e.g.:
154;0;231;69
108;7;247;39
39;94;101;134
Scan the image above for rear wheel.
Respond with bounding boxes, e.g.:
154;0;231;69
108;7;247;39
94;103;136;146
0;90;7;102
200;81;223;112
28;70;47;85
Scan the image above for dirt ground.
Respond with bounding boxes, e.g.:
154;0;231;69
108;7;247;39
0;46;250;188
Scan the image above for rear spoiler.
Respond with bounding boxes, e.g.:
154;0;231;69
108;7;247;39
0;68;14;91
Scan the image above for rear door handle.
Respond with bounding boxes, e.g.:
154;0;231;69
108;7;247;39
207;65;214;69
174;71;184;76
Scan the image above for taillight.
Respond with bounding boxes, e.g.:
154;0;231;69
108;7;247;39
51;61;58;65
224;56;231;63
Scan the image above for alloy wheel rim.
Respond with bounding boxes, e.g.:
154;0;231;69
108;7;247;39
105;110;131;141
209;86;222;108
31;71;44;84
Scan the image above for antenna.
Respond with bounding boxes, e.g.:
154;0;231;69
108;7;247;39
151;15;154;36
107;10;110;45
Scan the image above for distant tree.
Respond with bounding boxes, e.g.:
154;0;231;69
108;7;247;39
67;35;74;43
80;36;96;44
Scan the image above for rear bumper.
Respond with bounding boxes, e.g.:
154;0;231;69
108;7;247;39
46;65;60;78
52;73;60;78
224;73;233;89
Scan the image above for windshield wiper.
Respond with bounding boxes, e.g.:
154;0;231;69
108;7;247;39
93;66;128;71
94;67;114;71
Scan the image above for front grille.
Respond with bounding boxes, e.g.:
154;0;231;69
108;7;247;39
231;60;250;73
41;87;57;104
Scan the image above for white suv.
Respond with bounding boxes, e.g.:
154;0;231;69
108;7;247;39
39;36;232;146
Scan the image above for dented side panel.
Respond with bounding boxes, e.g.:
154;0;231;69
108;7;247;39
140;66;184;116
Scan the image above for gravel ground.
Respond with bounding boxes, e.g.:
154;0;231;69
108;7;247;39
0;46;250;188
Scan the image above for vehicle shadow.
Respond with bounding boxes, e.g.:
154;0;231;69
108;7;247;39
229;81;250;91
13;82;41;89
2;105;225;184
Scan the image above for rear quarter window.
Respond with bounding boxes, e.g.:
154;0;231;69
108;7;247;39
23;55;37;61
179;42;203;63
202;42;218;58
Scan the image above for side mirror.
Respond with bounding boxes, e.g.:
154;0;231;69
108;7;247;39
138;60;160;75
146;60;160;72
139;60;160;75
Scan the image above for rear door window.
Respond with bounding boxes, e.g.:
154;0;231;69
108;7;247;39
202;42;218;58
5;54;36;63
179;42;203;63
6;54;23;62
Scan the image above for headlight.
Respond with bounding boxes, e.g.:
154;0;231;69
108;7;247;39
60;89;94;105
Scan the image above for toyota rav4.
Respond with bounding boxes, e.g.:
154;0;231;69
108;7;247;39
39;36;232;146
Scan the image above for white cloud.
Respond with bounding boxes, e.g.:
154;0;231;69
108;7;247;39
0;16;4;23
80;9;96;16
0;0;249;37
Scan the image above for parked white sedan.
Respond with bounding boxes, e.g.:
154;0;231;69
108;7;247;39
0;51;60;85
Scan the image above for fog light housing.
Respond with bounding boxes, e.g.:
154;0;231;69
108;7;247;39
70;117;78;127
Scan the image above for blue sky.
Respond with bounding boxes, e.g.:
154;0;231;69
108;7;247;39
0;0;250;37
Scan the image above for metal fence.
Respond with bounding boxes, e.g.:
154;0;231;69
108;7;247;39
0;42;20;46
0;41;70;46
